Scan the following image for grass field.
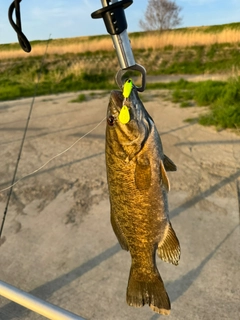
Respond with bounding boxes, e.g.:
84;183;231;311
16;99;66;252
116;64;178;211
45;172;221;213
2;22;240;59
1;22;240;131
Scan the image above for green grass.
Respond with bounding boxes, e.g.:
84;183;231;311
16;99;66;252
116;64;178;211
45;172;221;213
70;91;108;103
172;88;194;105
203;22;240;33
199;104;240;129
147;78;196;90
139;42;240;75
198;77;240;129
70;93;87;103
193;81;226;106
0;68;115;101
166;77;240;130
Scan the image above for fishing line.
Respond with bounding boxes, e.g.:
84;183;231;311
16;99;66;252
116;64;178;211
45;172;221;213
0;36;51;238
0;116;106;194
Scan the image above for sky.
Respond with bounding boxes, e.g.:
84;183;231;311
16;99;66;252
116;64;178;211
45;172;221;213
1;0;240;44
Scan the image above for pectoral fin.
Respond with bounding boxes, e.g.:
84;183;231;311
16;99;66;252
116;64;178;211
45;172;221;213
157;223;181;266
160;160;170;192
163;154;177;172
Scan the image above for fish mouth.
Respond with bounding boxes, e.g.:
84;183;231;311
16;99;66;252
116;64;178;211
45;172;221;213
108;87;150;151
109;88;140;118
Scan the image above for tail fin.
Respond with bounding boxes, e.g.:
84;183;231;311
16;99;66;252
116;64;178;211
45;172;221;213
126;266;171;315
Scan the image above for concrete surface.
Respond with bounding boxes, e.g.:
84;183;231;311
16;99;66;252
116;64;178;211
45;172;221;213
0;90;239;320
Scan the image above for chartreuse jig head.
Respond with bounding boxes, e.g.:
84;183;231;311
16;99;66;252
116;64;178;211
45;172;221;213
119;79;133;124
123;78;133;99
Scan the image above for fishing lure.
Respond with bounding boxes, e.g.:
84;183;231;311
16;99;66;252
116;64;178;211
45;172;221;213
119;79;133;125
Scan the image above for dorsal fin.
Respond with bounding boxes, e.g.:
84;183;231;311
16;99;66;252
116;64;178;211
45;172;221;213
160;160;170;192
163;154;177;172
157;223;181;266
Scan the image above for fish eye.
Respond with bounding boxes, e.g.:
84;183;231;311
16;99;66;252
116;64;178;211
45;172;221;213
107;115;115;126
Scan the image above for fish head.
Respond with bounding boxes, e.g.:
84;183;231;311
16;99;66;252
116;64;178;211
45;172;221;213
106;86;152;161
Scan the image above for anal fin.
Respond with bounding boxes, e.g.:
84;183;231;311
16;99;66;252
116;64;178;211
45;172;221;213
157;223;181;266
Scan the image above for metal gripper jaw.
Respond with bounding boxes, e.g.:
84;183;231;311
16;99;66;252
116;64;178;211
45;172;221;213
91;0;146;92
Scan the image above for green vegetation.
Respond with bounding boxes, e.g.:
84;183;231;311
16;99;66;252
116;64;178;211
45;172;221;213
147;78;197;90
172;89;194;107
70;93;87;103
166;77;240;130
70;91;108;103
146;44;240;75
0;55;115;101
198;77;240;129
175;22;240;33
0;76;114;101
193;81;226;106
202;22;240;33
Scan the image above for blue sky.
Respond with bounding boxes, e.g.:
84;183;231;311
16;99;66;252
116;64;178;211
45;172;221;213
1;0;240;44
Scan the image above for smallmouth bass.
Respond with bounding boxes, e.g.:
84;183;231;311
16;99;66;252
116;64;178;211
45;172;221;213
105;84;180;315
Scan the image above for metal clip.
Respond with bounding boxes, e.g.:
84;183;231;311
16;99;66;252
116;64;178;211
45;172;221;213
115;64;146;92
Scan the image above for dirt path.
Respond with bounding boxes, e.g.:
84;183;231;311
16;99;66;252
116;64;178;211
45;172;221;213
146;74;232;83
0;91;239;320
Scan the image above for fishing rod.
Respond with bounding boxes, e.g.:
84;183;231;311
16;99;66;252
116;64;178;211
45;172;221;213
0;36;51;240
0;2;31;240
1;0;51;239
